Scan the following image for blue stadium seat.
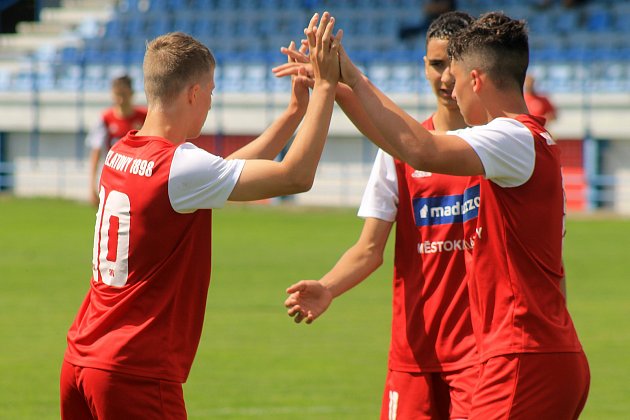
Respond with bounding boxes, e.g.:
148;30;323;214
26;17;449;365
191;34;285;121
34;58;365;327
173;10;196;34
553;8;580;34
146;15;172;38
585;5;613;32
526;13;555;35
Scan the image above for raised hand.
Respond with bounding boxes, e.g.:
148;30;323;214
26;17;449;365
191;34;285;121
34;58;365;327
273;41;313;81
286;40;310;111
305;12;342;87
285;280;333;324
338;43;363;89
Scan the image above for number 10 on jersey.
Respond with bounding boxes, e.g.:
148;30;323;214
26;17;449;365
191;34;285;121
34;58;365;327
92;188;131;287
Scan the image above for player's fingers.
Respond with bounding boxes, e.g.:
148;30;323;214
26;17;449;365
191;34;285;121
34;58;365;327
322;16;335;50
284;294;297;307
286;304;301;316
287;41;296;63
316;12;330;48
272;63;301;77
286;281;305;294
298;40;308;55
334;29;344;47
305;13;319;49
295;74;315;88
281;47;309;63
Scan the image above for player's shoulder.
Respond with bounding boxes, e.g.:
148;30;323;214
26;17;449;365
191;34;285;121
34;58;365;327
101;107;116;120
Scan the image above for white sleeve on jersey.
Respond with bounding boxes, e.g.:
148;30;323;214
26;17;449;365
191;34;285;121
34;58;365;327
357;149;399;222
168;143;245;214
86;119;108;151
449;117;535;188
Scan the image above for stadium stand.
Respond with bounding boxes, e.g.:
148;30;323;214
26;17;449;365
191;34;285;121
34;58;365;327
0;0;629;94
0;0;629;210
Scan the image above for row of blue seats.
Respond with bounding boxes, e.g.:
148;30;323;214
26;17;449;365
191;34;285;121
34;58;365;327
6;58;630;94
60;26;630;69
117;0;419;13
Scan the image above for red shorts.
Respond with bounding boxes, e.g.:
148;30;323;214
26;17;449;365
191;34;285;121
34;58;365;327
470;352;590;420
380;365;480;420
60;360;187;419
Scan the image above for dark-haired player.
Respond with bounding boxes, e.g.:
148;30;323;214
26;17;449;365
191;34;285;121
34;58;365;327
292;11;590;419
86;75;147;206
280;12;480;419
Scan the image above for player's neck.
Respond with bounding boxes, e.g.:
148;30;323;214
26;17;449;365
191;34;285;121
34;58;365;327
488;95;529;121
432;106;467;131
136;112;187;144
482;85;529;121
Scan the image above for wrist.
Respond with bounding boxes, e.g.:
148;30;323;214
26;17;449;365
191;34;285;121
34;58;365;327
349;74;368;90
287;100;308;117
313;79;337;94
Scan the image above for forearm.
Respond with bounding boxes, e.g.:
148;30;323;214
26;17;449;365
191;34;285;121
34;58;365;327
227;102;306;160
321;218;391;298
281;81;336;186
335;82;393;153
352;76;435;169
320;244;384;298
89;149;100;189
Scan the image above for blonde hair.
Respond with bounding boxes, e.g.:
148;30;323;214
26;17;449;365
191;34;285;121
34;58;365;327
143;32;216;105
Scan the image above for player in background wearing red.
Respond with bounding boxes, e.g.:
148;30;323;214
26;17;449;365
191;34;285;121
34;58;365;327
61;13;342;419
85;75;147;206
278;12;479;419
289;11;590;419
523;74;557;126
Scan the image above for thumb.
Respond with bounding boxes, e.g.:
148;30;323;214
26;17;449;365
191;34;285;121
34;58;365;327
286;281;306;294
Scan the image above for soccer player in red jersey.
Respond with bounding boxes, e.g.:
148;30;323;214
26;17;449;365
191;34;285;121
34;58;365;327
279;12;480;419
61;13;342;419
523;74;557;126
303;11;588;419
85;75;147;206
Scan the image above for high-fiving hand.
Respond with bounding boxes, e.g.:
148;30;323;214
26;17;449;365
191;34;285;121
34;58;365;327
305;11;343;87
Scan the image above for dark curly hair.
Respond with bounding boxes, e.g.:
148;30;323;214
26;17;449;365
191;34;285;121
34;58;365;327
426;11;475;44
447;11;529;90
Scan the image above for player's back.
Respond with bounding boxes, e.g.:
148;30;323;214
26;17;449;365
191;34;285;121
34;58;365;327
67;132;214;383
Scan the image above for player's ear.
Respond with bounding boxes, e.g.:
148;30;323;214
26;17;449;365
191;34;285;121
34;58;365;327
470;69;483;93
187;83;200;105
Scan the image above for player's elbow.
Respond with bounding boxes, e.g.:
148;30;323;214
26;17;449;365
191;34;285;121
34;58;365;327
283;171;315;194
292;174;315;193
403;152;434;172
368;252;384;271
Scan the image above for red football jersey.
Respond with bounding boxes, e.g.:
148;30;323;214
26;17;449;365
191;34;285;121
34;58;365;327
461;115;583;361
524;92;555;123
102;107;147;149
65;132;242;383
389;117;478;372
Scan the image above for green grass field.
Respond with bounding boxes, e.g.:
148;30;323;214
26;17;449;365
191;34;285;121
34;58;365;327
0;197;628;419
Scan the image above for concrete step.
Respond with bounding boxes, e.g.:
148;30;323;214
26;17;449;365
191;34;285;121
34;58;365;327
16;20;69;35
40;6;113;26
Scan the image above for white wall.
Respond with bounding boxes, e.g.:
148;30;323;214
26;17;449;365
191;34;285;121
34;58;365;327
1;90;630;210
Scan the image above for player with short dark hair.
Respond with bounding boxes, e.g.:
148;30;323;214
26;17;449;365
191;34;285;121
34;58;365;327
317;11;589;418
61;13;342;418
279;11;480;419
